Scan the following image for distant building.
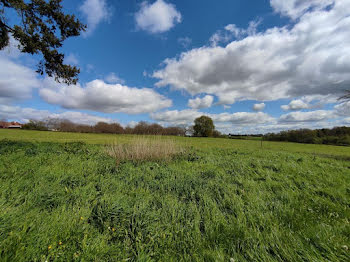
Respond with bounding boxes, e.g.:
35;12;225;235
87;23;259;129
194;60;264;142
0;121;23;129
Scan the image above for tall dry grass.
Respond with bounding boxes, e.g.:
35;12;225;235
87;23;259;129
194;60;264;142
106;136;183;164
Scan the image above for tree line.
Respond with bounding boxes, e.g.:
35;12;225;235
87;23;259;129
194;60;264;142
264;126;350;146
22;119;187;136
20;115;225;138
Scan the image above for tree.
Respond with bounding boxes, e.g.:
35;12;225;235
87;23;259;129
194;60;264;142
22;119;48;130
0;0;86;84
193;115;215;137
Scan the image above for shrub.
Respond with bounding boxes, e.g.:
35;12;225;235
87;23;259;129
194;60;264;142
264;126;350;146
106;137;183;164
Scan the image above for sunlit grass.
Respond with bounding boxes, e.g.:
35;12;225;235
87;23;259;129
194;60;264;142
0;131;349;261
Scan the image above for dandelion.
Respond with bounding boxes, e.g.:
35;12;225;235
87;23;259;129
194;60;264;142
48;245;52;250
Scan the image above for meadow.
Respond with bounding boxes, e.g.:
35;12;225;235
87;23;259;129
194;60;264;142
0;129;349;261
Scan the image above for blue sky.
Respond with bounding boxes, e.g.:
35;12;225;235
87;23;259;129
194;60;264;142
1;0;350;134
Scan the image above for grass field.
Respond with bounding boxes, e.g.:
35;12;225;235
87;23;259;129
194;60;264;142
0;129;349;261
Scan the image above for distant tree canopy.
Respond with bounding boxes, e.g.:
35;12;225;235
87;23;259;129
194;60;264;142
22;120;48;131
20;119;187;136
0;0;86;84
193;116;215;137
264;126;350;146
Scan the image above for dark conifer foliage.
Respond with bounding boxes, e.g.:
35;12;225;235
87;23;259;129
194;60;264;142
0;0;86;84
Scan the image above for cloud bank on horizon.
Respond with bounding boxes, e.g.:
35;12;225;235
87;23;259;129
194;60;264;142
0;0;349;134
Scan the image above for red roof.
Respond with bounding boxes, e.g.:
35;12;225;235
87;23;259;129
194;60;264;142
0;121;23;128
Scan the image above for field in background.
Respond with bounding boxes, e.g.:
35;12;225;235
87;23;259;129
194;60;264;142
1;129;350;158
0;129;349;261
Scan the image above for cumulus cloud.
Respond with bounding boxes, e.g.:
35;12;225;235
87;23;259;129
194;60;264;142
210;20;261;46
0;56;40;104
188;95;214;109
153;0;350;105
151;109;274;126
279;110;335;122
135;0;182;34
281;95;338;111
105;72;125;84
270;0;334;20
80;0;111;36
39;78;172;114
334;101;350;116
151;109;201;125
212;112;273;124
281;99;309;111
0;105;113;125
253;103;266;111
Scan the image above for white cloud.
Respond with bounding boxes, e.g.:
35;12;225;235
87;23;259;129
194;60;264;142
80;0;111;36
0;105;113;125
281;99;309;111
270;0;334;20
65;53;79;65
151;109;274;126
334;101;350;116
209;32;232;47
0;56;40;104
39;78;172;114
212;112;273;124
279;110;335;122
224;24;243;38
281;95;339;111
151;109;201;125
135;0;182;34
151;106;349;134
253;103;266;111
105;72;125;84
178;37;192;48
210;20;261;46
126;121;138;128
188;95;214;109
153;0;350;105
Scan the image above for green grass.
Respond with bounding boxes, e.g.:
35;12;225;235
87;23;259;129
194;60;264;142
0;130;349;261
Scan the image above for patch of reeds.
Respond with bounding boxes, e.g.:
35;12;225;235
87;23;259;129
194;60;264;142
106;136;183;164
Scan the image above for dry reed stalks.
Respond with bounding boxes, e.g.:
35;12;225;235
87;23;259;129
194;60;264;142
106;136;182;164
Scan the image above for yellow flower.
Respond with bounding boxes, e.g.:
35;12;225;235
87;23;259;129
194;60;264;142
112;227;116;232
48;245;52;250
58;241;62;245
80;216;84;220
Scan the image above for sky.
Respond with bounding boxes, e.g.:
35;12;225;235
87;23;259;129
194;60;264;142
1;0;350;134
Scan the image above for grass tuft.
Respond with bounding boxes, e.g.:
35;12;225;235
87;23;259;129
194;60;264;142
106;136;183;164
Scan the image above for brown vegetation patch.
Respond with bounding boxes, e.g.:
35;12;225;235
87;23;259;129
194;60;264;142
106;137;183;164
